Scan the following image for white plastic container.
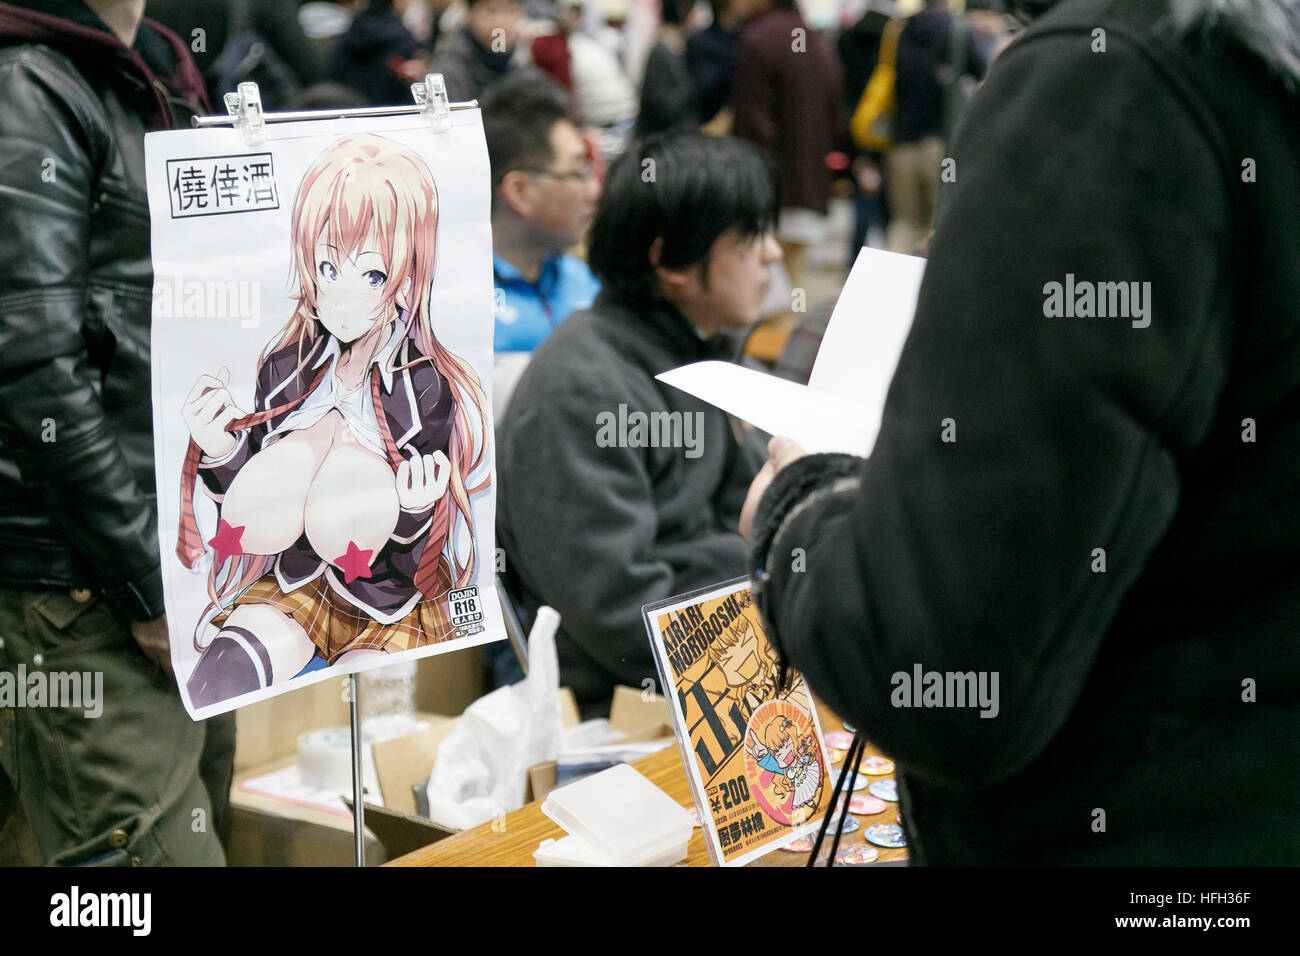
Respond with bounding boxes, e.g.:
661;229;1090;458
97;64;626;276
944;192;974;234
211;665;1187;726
540;763;694;867
533;835;608;867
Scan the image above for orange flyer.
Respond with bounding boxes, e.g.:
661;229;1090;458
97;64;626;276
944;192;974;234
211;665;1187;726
644;577;832;866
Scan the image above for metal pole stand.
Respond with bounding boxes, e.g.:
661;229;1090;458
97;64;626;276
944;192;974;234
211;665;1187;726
349;673;365;867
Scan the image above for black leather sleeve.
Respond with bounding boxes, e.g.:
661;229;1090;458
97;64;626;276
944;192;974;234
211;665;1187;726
0;49;164;621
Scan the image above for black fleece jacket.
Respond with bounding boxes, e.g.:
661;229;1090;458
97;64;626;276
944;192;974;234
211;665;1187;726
751;0;1300;864
499;292;766;718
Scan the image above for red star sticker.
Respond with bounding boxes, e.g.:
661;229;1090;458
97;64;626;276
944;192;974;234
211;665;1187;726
335;540;374;584
208;519;245;565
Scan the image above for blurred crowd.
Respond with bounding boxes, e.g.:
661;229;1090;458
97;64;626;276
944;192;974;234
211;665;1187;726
147;0;1016;268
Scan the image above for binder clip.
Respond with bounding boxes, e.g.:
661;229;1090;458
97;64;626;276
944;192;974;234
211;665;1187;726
413;73;452;133
224;81;267;147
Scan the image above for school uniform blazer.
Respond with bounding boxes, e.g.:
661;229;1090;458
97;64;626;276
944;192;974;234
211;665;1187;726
197;327;456;622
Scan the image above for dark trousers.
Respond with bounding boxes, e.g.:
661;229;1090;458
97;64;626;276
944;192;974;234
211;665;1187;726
0;587;235;865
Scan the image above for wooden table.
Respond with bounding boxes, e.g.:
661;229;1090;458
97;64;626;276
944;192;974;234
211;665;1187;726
389;707;909;867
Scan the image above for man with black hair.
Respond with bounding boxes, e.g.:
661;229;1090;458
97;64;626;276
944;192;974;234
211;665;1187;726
482;74;601;357
496;134;781;717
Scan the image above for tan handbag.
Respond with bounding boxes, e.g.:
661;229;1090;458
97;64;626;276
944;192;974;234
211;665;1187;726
850;18;903;153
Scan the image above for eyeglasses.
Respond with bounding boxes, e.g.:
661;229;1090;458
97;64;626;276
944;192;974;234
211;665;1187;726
518;164;594;183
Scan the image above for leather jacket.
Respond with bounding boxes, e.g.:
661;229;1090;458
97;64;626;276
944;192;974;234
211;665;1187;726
0;2;208;620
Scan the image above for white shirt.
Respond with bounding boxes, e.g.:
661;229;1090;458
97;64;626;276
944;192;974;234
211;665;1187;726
269;322;407;458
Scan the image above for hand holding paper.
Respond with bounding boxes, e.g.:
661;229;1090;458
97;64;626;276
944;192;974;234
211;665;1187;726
739;436;810;541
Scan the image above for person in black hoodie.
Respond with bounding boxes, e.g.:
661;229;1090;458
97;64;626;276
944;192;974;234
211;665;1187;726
839;0;896;253
0;0;234;865
635;0;700;138
147;0;323;107
742;0;1300;864
685;0;739;124
328;0;427;105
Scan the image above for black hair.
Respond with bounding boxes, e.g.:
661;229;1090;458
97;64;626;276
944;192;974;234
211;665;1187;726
588;133;777;306
480;73;573;205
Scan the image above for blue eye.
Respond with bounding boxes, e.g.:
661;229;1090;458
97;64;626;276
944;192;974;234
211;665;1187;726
318;261;338;281
365;270;387;289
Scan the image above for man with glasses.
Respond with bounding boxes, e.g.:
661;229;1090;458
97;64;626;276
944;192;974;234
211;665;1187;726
482;75;602;359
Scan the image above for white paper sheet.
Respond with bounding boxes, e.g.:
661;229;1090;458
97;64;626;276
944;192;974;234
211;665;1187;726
656;247;925;456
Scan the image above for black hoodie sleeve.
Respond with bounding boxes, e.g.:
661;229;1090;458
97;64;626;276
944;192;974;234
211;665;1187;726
750;26;1232;789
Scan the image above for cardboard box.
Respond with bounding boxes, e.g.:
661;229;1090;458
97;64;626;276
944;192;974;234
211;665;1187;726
234;648;488;775
609;684;673;739
228;757;388;867
414;644;487;717
371;715;459;817
227;678;670;864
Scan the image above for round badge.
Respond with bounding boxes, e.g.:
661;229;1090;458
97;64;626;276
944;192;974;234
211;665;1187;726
835;844;879;866
841;721;857;734
868;779;898;802
860;755;895;775
780;836;815;853
743;700;826;828
849;794;889;816
864;824;907;848
824;730;855;751
825;814;860;835
830;748;847;765
830;767;870;792
849;772;871;792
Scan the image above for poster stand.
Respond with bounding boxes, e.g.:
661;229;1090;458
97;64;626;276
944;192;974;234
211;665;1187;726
188;74;476;867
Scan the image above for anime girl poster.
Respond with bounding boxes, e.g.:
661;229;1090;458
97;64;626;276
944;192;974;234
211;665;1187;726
644;578;832;866
145;112;505;719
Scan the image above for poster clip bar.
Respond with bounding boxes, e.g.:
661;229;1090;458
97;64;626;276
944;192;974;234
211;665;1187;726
413;73;452;132
224;81;266;146
194;77;474;134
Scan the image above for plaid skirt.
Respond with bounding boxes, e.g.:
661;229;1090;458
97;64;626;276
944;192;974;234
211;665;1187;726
213;575;457;665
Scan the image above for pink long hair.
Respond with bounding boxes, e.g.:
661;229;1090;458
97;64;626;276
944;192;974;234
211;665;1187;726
203;134;490;622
